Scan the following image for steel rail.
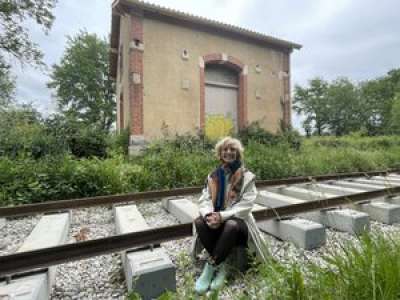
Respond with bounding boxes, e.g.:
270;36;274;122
1;185;400;277
0;169;398;218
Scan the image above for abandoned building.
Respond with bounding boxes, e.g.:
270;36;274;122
110;0;301;151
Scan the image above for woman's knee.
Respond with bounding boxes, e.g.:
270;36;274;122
224;219;240;233
194;216;207;230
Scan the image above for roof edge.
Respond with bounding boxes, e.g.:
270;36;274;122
114;0;302;51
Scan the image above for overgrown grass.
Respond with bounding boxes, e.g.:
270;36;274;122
249;231;400;300
1;135;400;205
135;232;400;300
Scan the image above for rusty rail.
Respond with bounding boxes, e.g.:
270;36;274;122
0;169;398;218
1;185;400;277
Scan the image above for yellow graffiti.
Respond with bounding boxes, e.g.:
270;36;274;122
205;115;234;140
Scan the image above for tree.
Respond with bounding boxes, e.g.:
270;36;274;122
0;0;57;68
293;78;330;135
48;31;116;131
325;78;363;136
388;93;400;134
0;66;15;108
360;68;400;134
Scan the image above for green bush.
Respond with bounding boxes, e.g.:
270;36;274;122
107;128;130;156
0;105;67;159
45;115;109;158
2;134;400;206
0;107;111;159
238;122;302;150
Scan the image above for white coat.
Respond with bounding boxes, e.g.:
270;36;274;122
191;168;269;262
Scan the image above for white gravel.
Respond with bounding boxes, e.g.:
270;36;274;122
51;206;125;300
0;215;41;255
3;196;400;299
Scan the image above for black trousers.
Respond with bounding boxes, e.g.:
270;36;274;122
194;216;248;265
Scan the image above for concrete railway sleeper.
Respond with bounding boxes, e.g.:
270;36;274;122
1;172;400;299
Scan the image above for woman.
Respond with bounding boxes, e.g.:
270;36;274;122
192;136;269;294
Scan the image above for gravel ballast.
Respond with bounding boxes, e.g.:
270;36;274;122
2;198;400;299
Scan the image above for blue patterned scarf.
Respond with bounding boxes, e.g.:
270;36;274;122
214;160;242;212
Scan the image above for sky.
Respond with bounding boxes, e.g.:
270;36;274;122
9;0;400;130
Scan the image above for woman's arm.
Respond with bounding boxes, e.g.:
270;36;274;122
219;179;257;221
198;178;214;218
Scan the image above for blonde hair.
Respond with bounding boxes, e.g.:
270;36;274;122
215;136;244;161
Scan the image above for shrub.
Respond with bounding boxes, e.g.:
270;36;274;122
240;232;400;300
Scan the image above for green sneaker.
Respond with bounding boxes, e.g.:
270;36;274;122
195;262;216;294
210;262;227;291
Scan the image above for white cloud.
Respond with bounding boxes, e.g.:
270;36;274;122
146;0;253;25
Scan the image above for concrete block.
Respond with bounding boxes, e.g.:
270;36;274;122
329;180;383;191
114;205;176;298
125;248;176;299
252;203;267;212
353;178;400;187
0;273;48;300
0;218;5;229
256;191;326;249
257;190;303;207
258;191;369;235
162;198;199;223
302;183;364;196
372;176;400;184
316;208;370;235
257;217;326;249
386;195;400;205
18;213;70;288
114;205;149;234
305;184;400;225
357;201;400;224
18;213;70;252
273;186;336;200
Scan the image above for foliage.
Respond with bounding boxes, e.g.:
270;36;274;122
0;106;110;159
0;0;57;68
326;78;364;136
294;69;400;136
293;77;330;135
388;93;400;134
0;65;15;107
2;134;400;205
0;154;134;205
238;122;302;150
108;128;130;156
48;30;116;131
0;104;60;159
44;115;109;158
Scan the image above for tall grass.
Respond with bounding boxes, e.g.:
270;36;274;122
249;232;400;300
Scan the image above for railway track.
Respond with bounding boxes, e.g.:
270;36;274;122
1;169;400;299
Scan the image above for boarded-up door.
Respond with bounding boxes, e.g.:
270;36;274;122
205;65;238;139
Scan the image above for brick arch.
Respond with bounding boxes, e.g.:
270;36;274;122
199;53;248;131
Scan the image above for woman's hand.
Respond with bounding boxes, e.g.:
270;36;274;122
206;212;222;229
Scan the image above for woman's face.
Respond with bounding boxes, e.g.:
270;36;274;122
221;144;237;164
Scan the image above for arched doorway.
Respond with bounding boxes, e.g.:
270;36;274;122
205;64;239;137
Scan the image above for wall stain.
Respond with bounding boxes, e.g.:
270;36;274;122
205;115;234;140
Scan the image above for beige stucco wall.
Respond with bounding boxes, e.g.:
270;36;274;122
140;17;287;140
